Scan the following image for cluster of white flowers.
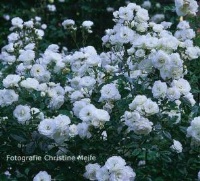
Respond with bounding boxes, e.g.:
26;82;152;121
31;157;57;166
0;89;18;107
69;98;110;139
0;17;103;144
13;105;31;124
66;46;100;77
129;95;159;116
99;3;199;140
0;17;120;144
0;17;44;64
84;156;136;181
140;1;165;24
122;111;153;135
152;78;195;105
62;19;94;33
3;74;21;88
78;103;110;127
175;21;196;42
1;2;200;180
101;3;200;88
62;46;104;106
38;114;74;144
100;51;124;73
175;0;198;16
121;95;157;135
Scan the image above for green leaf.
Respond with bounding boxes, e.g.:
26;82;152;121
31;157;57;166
25;142;36;154
162;131;172;141
10;134;27;143
132;148;141;156
58;110;71;116
0;174;8;181
161;154;172;163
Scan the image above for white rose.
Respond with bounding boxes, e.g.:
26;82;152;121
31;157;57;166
172;78;191;95
135;8;149;22
79;104;96;122
167;87;181;101
11;17;23;28
143;99;159;116
152;50;170;69
2;89;19;106
38;119;57;138
20;78;39;90
82;20;94;28
3;74;21;88
33;171;51;181
69;124;78;137
48;95;64;110
70;91;84;102
30;64;50;82
132;117;153;135
13;105;31;124
80;76;96;89
99;83;121;102
170;139;183;153
54;114;71;130
84;163;100;180
187;116;200;142
77;122;91;139
18;50;35;64
129;95;147;110
152;80;167;99
185;46;200;60
105;156;126;172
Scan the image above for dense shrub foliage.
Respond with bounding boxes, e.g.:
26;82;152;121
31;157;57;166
0;0;200;181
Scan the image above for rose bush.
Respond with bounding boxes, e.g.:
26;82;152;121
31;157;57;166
0;0;176;51
0;1;200;181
